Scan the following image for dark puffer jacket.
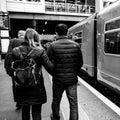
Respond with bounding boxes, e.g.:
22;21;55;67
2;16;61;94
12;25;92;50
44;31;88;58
10;43;54;105
47;36;83;85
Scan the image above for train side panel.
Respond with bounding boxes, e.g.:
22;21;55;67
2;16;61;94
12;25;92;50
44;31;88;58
69;1;120;95
69;14;96;78
97;1;120;94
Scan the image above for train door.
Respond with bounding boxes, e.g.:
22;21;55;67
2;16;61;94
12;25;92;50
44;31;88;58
97;16;120;93
80;19;95;78
68;13;97;79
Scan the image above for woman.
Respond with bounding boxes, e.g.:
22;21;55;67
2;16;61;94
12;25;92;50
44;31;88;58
11;28;54;120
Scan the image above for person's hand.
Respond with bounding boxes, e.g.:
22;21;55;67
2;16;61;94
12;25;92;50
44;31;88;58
36;44;44;50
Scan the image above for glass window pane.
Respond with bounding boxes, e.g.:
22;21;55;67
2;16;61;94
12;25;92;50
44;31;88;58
106;19;120;31
105;32;120;54
75;32;82;38
72;31;82;47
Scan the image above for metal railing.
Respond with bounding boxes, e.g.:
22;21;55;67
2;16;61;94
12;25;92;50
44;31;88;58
45;2;95;14
8;0;41;2
7;0;95;14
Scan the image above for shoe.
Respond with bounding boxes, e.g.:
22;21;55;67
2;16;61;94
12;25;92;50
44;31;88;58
16;103;21;110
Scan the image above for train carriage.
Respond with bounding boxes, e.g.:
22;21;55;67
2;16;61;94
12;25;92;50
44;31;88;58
97;1;120;94
68;1;120;95
68;13;97;82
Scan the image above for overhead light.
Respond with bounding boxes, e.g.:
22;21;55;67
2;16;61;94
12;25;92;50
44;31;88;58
45;21;47;25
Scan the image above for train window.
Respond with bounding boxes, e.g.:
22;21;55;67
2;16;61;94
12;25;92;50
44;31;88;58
105;32;120;54
75;31;82;38
68;31;82;47
73;31;82;44
106;19;120;31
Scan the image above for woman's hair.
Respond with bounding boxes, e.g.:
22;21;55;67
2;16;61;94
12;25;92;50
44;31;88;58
24;28;40;48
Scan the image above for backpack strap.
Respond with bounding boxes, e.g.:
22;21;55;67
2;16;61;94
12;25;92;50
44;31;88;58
18;47;34;59
26;49;34;57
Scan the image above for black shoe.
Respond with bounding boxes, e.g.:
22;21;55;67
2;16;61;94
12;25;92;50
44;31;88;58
16;103;21;110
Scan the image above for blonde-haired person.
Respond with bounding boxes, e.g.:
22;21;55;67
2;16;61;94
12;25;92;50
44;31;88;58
11;28;54;120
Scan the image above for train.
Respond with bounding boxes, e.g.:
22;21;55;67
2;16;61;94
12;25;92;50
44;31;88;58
68;1;120;95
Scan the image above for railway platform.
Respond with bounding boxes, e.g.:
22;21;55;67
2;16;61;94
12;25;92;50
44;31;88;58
76;78;120;120
49;76;120;120
0;60;120;120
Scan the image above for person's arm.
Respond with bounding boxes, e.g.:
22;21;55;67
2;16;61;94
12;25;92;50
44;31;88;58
46;44;54;61
77;47;85;78
78;48;83;69
41;49;54;75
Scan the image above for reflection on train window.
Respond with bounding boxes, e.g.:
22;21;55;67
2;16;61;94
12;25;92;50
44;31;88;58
105;32;120;54
73;31;82;44
75;31;82;38
106;19;120;31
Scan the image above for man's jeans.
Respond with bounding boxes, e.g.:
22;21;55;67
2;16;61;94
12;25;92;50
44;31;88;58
51;83;78;120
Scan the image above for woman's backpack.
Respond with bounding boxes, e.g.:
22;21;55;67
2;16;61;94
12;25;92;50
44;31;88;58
11;47;38;87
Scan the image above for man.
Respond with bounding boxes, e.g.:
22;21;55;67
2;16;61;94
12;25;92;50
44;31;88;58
4;30;25;110
47;23;83;120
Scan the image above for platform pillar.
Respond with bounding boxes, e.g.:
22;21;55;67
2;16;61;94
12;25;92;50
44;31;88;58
95;0;103;12
0;0;7;12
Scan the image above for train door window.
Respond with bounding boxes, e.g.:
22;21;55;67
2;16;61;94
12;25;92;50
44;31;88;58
73;31;83;44
105;18;120;54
